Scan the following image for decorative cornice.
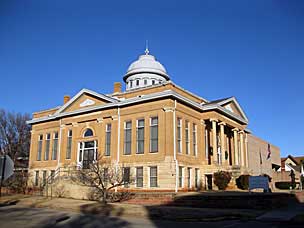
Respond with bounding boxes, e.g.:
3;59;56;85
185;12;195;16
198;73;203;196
27;89;248;125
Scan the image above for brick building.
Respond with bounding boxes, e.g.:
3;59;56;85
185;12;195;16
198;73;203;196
27;49;281;195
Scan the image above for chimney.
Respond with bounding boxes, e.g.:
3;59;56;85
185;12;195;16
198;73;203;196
113;82;122;93
64;95;70;104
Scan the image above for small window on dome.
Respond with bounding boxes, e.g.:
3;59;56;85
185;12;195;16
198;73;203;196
84;129;93;137
152;80;155;85
136;80;139;86
144;79;147;85
130;81;133;88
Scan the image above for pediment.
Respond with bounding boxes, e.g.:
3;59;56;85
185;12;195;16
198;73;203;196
55;89;117;114
217;97;248;122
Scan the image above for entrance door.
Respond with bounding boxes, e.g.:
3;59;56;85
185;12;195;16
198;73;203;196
206;174;213;190
78;141;97;169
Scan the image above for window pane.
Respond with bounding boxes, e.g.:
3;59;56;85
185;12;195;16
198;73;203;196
105;124;111;156
150;167;157;187
52;138;58;160
150;117;158;153
84;129;93;137
136;167;143;187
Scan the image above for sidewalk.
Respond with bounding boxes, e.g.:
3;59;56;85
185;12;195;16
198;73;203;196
0;194;263;221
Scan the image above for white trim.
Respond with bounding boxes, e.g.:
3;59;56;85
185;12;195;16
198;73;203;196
54;88;118;115
215;97;249;122
27;90;248;125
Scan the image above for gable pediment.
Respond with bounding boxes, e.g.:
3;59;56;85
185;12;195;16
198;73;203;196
216;97;248;122
55;89;117;114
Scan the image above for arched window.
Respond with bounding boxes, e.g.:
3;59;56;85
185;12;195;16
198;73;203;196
84;128;93;137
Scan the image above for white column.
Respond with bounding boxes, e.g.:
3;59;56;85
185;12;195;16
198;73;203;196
245;133;248;167
232;128;239;165
219;122;226;165
239;131;244;167
211;119;218;164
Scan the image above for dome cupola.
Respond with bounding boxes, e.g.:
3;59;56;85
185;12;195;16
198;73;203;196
123;48;170;90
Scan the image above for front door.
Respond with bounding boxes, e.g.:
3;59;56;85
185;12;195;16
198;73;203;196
78;141;97;169
206;174;213;190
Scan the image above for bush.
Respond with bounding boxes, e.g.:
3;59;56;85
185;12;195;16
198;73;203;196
236;175;250;190
275;181;299;190
213;171;232;190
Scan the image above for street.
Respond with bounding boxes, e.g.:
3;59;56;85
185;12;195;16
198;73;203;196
0;205;302;228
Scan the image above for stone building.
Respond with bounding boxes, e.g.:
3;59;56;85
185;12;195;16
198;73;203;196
27;49;281;194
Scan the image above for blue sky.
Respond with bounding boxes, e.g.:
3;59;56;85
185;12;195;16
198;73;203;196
0;0;303;157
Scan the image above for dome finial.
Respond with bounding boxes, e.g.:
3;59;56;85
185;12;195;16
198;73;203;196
145;40;149;55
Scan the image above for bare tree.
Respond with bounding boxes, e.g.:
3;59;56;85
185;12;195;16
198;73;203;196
72;153;133;204
0;109;31;161
5;170;30;194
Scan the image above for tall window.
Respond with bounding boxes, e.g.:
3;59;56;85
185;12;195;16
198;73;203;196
124;121;132;155
66;130;72;159
136;119;145;154
193;124;197;156
150;117;158;152
37;135;43;161
150;166;157;187
51;170;55;181
195;168;199;188
35;171;39;186
123;167;130;187
187;167;191;188
178;166;183;188
177;118;182;153
52;132;58;160
136;167;143;187
185;121;190;154
44;134;50;160
43;170;47;186
105;124;111;156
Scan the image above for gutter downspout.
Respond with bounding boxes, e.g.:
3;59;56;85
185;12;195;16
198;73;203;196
173;100;178;193
117;107;121;163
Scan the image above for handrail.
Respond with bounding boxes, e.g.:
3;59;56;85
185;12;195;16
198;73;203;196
42;165;80;197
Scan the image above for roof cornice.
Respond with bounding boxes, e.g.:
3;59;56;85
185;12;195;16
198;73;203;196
27;89;248;125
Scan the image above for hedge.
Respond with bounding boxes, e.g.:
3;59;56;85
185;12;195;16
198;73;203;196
275;181;299;190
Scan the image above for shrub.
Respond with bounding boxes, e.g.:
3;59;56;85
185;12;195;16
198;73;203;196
213;171;232;190
275;181;299;190
236;174;250;190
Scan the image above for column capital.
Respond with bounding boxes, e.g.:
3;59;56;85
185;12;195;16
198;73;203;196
97;118;103;123
111;115;118;121
72;122;78;127
210;118;218;122
239;130;245;134
163;107;175;112
218;122;226;126
232;128;239;132
200;119;206;125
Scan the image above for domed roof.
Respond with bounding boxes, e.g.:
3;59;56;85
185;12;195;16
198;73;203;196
123;50;170;82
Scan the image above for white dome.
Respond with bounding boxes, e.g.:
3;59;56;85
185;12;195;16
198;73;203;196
123;52;170;83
